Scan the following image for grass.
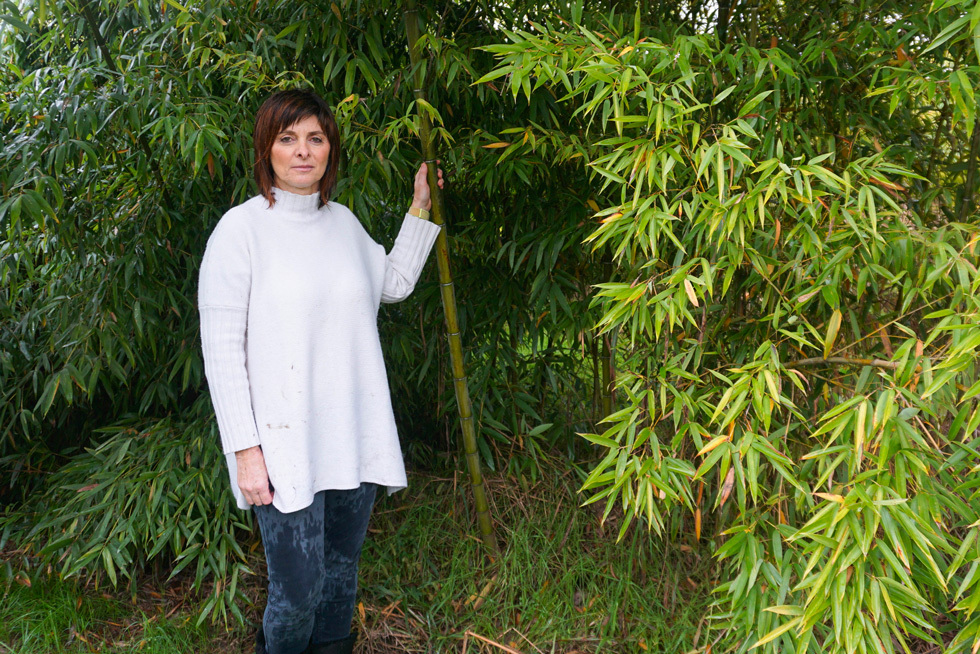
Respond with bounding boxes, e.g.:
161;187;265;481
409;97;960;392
0;576;221;653
1;471;712;653
359;471;712;653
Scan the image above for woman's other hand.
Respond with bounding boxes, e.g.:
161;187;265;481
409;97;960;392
236;445;274;505
410;161;445;211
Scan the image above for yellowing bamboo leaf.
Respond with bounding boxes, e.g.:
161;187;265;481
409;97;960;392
587;199;600;212
764;605;804;616
482;142;510;149
699;433;730;456
620;46;634;56
684;279;699;307
763;370;780;400
719;467;735;507
814;492;845;503
331;2;342;21
823;309;842;359
895;544;911;573
797;288;819;304
717;146;725;201
855;400;867;469
750;616;802;649
695;508;702;540
870;176;904;192
878;325;894;356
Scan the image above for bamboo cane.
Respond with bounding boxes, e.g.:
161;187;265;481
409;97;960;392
403;0;499;556
601;334;614;417
600;261;615;417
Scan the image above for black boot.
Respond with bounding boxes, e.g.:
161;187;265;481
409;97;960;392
255;626;268;654
306;632;356;654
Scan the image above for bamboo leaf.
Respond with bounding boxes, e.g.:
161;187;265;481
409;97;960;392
751;616;802;648
684;278;699;307
699;433;730;456
823;310;842;359
854;400;868;471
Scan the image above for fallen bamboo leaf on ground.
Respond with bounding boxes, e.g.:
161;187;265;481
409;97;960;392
465;630;525;654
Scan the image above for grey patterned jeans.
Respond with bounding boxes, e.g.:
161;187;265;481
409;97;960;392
253;483;377;654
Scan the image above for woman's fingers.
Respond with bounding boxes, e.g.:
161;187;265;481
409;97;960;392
415;163;445;189
242;477;273;505
411;161;445;211
414;165;429;197
236;446;274;505
251;484;274;505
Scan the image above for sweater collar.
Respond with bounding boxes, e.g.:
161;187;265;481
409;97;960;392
271;187;322;219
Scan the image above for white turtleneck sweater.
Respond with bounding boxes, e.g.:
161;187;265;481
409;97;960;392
198;188;442;513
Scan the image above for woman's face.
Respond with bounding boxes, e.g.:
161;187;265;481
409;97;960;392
270;115;330;195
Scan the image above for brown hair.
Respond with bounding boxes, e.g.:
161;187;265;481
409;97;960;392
253;89;341;207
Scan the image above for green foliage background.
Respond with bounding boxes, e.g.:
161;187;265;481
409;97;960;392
2;0;980;651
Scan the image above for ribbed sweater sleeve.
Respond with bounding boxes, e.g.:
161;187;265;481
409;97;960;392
200;307;260;453
381;214;442;303
198;219;261;454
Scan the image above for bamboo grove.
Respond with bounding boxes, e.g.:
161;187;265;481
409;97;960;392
1;0;979;651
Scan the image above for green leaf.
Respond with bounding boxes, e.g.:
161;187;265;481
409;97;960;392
751;616;802;648
823;310;842;359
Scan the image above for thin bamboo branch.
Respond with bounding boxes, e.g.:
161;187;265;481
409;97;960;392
403;0;499;556
784;357;905;370
956;115;980;222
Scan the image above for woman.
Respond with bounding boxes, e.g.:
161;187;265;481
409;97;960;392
198;89;443;654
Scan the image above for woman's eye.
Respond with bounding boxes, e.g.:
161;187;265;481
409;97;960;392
311;137;324;144
278;136;293;143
